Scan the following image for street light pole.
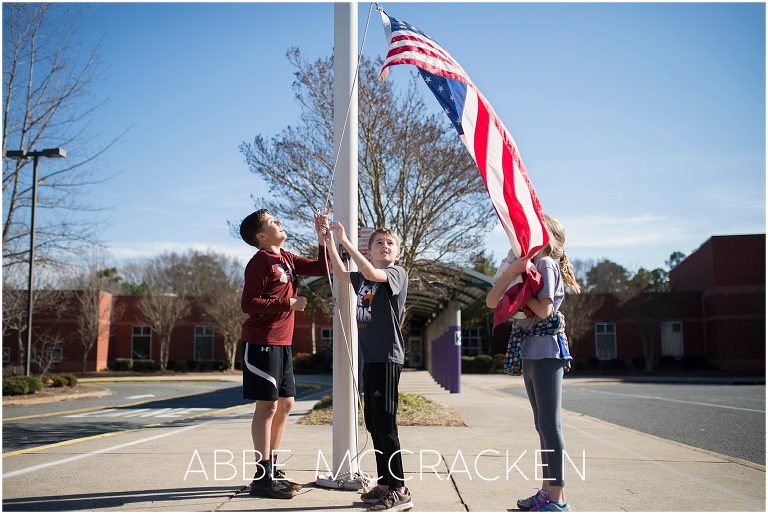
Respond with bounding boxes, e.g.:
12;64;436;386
5;148;66;376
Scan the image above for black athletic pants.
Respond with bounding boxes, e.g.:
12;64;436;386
363;361;404;489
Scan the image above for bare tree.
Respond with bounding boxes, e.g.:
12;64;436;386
239;49;495;310
2;3;128;273
71;266;125;373
2;280;66;367
137;292;190;371
585;259;633;295
559;259;604;354
32;331;67;379
122;249;241;297
122;250;243;370
201;286;247;371
623;267;676;371
559;293;603;354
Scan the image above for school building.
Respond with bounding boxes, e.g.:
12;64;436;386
3;234;764;384
489;234;766;373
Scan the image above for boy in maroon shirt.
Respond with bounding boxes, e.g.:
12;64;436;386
239;208;329;499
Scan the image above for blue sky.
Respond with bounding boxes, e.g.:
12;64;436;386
73;2;765;274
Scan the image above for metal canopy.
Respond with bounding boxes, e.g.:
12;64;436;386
302;265;494;322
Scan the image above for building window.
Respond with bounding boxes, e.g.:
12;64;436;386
21;348;37;362
194;326;214;361
595;322;616;359
47;348;63;363
462;327;484;356
2;348;9;363
132;326;151;360
320;328;333;350
661;321;684;358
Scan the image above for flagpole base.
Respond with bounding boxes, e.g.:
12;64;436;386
315;471;375;491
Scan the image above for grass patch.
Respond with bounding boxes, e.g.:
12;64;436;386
297;392;465;426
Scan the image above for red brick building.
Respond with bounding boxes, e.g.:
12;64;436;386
668;234;765;371
491;234;765;372
3;293;335;374
3;291;112;373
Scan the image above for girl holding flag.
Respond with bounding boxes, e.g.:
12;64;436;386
487;215;580;513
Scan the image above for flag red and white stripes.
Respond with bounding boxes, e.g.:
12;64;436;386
379;10;548;259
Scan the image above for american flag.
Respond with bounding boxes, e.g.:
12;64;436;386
378;10;548;259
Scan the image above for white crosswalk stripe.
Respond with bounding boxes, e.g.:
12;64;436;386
64;408;211;418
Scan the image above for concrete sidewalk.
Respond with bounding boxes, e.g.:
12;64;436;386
2;370;765;511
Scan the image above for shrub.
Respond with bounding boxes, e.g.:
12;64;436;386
175;361;188;372
658;355;676;369
49;375;68;387
18;376;44;392
234;359;243;371
3;377;30;396
61;374;77;387
186;360;199;372
474;354;495;373
460;355;495;374
135;359;155;372
573;359;588;371
3;364;24;378
587;357;600;370
197;360;210;372
166;361;176;370
609;358;626;370
681;354;707;370
632;357;646;370
292;352;325;374
115;358;133;371
212;359;227;371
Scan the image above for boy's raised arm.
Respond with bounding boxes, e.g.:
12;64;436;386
323;223;352;284
329;221;389;283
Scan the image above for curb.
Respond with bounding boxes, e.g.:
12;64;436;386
2;388;114;407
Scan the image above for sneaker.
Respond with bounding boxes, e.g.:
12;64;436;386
273;467;302;492
517;489;548;511
361;485;389;504
367;488;414;512
531;500;571;512
249;477;296;499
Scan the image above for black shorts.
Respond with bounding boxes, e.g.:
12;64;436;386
242;342;296;401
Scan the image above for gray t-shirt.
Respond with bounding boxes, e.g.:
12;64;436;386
350;266;408;364
514;256;566;360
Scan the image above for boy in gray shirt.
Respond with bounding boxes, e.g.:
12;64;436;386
324;221;413;513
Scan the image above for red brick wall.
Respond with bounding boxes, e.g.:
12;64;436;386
711;235;765;288
670;239;715;292
291;310;333;355
2;291;111;373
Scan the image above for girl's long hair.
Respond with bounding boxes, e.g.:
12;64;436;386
543;215;581;294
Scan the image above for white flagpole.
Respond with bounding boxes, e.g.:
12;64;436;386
332;1;359;478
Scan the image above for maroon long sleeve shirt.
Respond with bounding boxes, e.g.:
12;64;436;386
240;245;329;345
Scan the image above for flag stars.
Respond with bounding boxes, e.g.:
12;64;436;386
437;85;444;92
